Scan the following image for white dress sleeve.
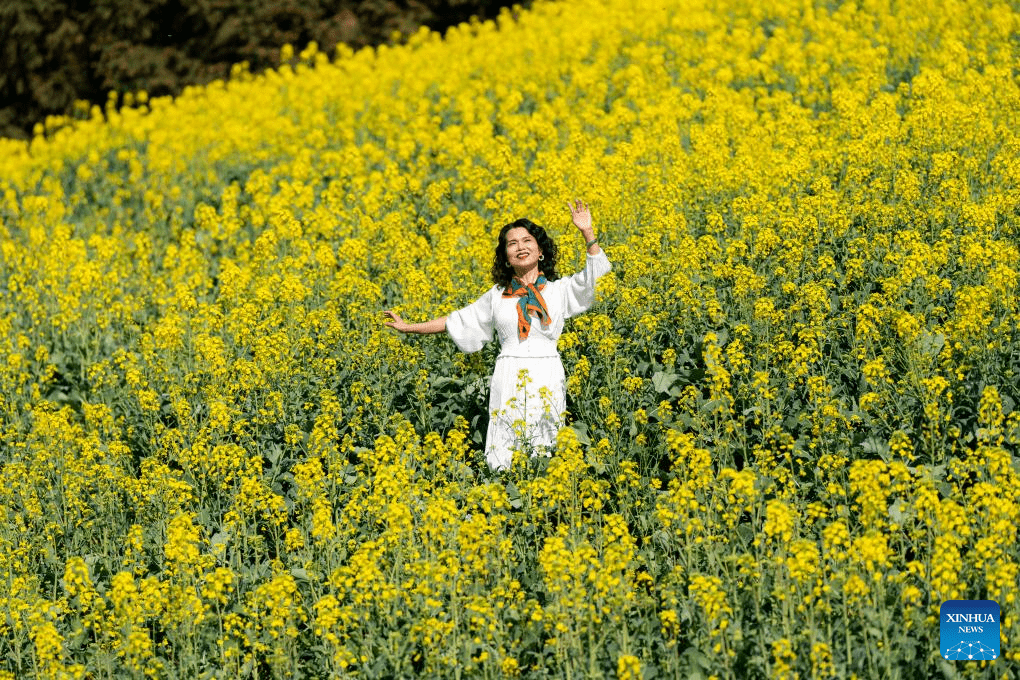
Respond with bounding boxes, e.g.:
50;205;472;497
446;286;498;352
562;250;613;319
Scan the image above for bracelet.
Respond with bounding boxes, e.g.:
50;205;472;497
585;236;598;248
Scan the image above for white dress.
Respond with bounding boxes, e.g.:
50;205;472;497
446;250;612;470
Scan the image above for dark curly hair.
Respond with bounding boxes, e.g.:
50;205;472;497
490;218;560;290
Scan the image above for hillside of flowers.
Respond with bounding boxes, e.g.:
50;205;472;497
1;0;1019;676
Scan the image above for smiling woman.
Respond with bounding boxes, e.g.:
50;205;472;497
383;199;610;470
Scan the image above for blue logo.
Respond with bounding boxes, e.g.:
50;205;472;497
940;600;1000;661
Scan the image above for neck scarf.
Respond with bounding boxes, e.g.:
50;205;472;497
502;275;550;341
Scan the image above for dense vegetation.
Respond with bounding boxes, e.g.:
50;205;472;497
1;0;1018;677
0;0;526;139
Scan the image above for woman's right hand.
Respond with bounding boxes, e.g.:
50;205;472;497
382;310;412;333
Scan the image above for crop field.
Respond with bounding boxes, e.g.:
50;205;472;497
1;0;1019;677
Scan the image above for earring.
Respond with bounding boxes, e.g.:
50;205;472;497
505;261;512;267
539;254;545;261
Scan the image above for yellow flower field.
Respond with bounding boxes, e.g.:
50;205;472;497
1;0;1019;676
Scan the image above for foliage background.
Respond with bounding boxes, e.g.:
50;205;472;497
0;0;529;139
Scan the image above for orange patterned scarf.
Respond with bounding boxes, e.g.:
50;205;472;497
503;275;550;341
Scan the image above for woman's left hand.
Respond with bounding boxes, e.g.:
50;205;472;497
567;199;593;235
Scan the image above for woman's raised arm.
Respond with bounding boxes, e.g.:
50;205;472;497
382;311;447;334
567;199;602;256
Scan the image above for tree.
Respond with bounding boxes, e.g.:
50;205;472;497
0;0;530;139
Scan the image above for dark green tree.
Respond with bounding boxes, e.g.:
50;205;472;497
0;0;531;139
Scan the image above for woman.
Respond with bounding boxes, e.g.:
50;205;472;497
383;200;611;470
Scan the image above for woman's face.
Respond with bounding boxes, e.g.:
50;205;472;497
505;227;543;272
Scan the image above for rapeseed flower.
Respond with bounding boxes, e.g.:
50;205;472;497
2;0;1020;675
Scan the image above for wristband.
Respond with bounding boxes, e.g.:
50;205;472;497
585;237;598;248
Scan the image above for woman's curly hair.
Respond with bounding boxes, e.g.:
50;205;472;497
490;218;559;290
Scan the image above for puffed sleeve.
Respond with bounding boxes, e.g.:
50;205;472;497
446;286;498;352
562;250;613;319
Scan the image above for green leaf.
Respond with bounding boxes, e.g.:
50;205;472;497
888;498;906;524
505;482;522;509
571;421;592;445
1002;393;1015;415
652;370;679;394
210;531;229;550
862;436;890;461
917;330;945;358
